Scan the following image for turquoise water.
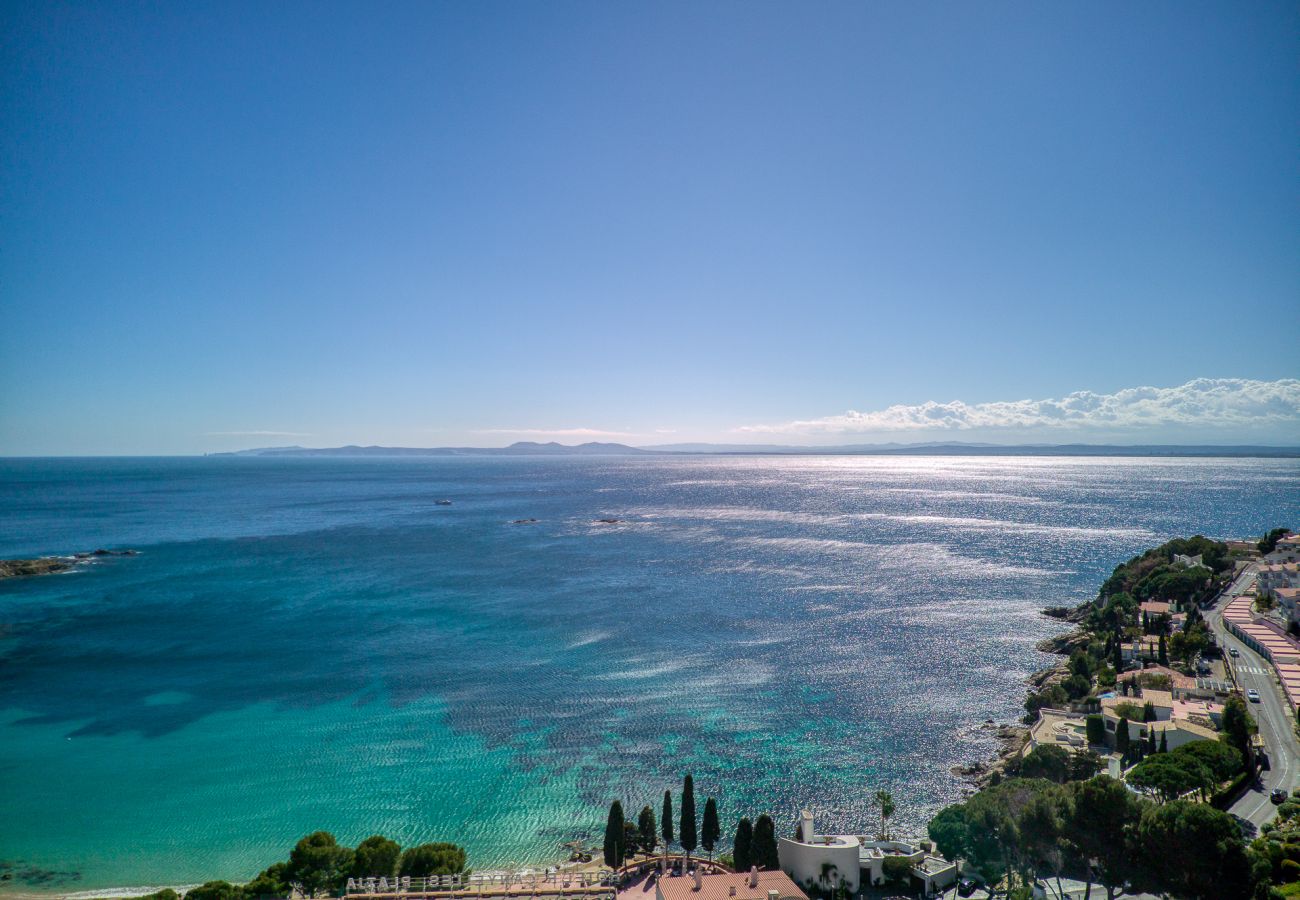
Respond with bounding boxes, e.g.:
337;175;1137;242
1;455;1296;892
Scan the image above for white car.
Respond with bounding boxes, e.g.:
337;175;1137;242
1247;689;1261;703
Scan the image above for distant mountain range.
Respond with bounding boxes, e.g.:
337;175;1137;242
211;441;1300;458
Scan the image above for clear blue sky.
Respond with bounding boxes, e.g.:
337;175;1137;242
2;1;1298;453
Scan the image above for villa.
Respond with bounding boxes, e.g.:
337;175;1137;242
777;810;957;897
1098;687;1222;751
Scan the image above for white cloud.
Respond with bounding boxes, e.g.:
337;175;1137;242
736;378;1300;436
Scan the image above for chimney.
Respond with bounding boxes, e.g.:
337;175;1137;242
749;867;758;889
799;809;814;843
729;888;736;897
693;868;702;891
767;891;779;900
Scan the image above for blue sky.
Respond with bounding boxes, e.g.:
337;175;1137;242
2;1;1298;454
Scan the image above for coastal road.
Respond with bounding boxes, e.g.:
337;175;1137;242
1208;564;1300;830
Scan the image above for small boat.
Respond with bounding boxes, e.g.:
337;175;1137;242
435;499;453;506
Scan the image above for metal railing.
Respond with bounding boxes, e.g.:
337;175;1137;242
345;871;618;895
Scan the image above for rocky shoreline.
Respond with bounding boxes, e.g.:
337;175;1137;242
0;549;137;580
951;604;1092;789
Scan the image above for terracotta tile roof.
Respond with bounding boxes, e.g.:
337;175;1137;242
649;871;808;900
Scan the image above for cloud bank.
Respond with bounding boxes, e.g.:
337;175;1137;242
736;378;1300;437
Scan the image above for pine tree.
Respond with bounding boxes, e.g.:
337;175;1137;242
604;801;626;868
751;815;778;870
638;806;658;855
732;818;753;872
662;791;674;848
679;774;698;856
701;798;720;859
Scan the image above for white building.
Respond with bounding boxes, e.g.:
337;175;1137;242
777;811;957;897
777;810;860;893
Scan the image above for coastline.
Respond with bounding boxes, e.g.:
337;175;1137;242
951;609;1087;790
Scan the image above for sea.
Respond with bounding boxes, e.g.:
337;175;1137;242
0;454;1296;894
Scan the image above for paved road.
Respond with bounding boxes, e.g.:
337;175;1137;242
1208;563;1300;830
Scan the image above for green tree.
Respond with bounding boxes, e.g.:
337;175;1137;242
288;832;354;897
1085;714;1106;746
880;856;912;885
1019;789;1068;900
751;815;779;870
1177;740;1244;782
623;822;641;858
398;844;467;878
1012;745;1071;783
604;801;627;868
242;864;290;899
1068;750;1104;781
1128;753;1214;803
1065;777;1143;900
875;790;896;838
733;818;754;872
680;774;698;855
1158;634;1168;666
1259;528;1292;555
662;791;674;848
1142;701;1157;723
1222;695;1257;770
701;798;720;858
185;883;242;900
1131;801;1253;900
353;835;401;878
1159;731;1168;753
1115;716;1131;756
638;805;659;855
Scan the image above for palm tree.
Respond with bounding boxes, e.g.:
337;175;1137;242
875;790;895;840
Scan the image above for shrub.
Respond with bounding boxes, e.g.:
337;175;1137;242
398;843;467;878
1283;860;1300;880
185;883;242;900
881;855;913;885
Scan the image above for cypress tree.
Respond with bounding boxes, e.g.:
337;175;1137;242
752;815;778;870
1146;728;1156;754
1159;730;1168;753
604;801;626;868
701;798;720;859
1158;634;1168;666
638;806;658;855
679;774;698;856
732;818;753;872
1112;634;1124;673
1115;716;1131;756
662;791;674;847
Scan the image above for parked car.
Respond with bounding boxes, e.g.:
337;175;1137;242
1272;789;1289;804
957;878;980;897
1247;688;1261;703
1230;648;1241;657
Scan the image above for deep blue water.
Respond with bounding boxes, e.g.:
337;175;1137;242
0;455;1296;892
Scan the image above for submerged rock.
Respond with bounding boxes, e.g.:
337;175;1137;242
0;558;72;578
1;550;137;579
